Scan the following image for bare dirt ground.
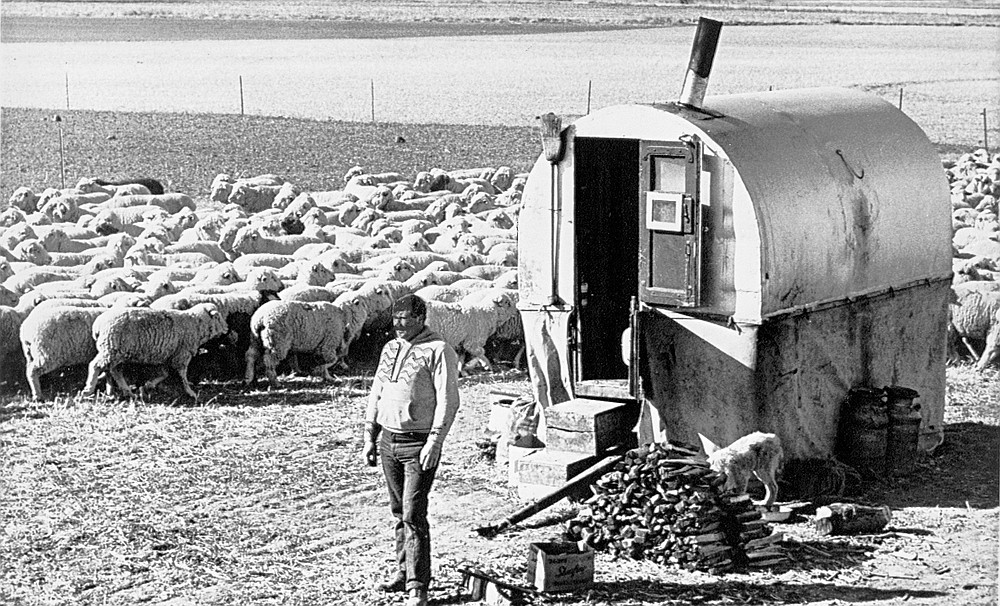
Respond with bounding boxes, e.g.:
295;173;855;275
0;363;996;606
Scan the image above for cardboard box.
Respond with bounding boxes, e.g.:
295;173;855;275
527;542;594;593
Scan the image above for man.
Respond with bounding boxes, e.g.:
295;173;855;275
362;294;461;606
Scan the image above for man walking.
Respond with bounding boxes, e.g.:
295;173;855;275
362;294;461;606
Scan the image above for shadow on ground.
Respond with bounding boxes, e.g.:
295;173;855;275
861;421;999;510
427;578;947;605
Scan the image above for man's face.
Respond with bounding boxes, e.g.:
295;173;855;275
392;310;424;342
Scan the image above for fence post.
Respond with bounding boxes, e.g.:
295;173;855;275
898;88;903;111
239;76;245;116
54;114;66;189
371;80;376;123
587;80;592;114
984;108;990;155
65;72;70;110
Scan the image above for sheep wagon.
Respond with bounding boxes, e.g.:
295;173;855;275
514;20;951;491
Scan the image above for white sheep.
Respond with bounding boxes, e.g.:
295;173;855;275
961;237;1000;265
462;288;524;369
125;249;216;269
231;226;324;256
0;291;47;385
75;177;149;197
150;288;282;382
98;193;195;214
100;275;178;307
293;261;338;286
278;282;359;303
84;303;227;399
414;284;483;303
11;238;53;265
424;289;518;374
980;308;1000;371
174;267;284;295
163;241;229;264
8;187;39;212
271;182;302;211
210;173;282;204
0;207;28;227
39;192;110;222
490;166;515;192
244;299;350;388
229;182;284;213
20;306;108;400
92;205;169;236
0;285;18;307
950;281;1000;371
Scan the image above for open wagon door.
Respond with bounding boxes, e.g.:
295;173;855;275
638;137;703;307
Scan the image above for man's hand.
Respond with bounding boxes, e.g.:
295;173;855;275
419;441;442;470
362;440;378;467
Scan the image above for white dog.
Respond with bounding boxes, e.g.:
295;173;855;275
699;432;784;507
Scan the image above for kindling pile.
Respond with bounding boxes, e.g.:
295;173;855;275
563;441;785;573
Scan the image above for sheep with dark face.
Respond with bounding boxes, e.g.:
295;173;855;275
153;288;282;383
90;177;166;195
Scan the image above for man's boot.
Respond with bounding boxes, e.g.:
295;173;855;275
376;571;406;593
403;587;428;606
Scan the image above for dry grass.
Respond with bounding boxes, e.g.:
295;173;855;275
0;108;541;199
1;361;996;605
0;372;534;605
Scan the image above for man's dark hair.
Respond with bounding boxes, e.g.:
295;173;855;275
392;294;427;319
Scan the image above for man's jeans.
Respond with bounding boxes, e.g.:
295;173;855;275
380;431;437;591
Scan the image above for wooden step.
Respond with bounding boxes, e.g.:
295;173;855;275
545;398;637;455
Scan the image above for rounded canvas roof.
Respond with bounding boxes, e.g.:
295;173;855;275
521;87;952;321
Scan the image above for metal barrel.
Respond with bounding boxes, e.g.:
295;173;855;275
885;386;921;475
837;387;889;479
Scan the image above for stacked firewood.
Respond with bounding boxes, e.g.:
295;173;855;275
721;493;785;569
563;441;785;573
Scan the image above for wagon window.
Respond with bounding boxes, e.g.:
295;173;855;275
652;155;686;192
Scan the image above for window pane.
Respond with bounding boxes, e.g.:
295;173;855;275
653;156;686;192
651;197;677;223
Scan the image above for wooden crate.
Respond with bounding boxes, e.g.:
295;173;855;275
514;448;599;487
544;398;636;455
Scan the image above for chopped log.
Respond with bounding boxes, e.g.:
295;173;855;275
814;503;891;536
563;440;784;572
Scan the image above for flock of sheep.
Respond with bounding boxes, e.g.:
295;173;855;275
1;145;997;402
948;148;1000;372
0;165;526;401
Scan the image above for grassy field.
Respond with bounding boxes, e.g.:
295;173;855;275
0;108;541;199
3;0;999;26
